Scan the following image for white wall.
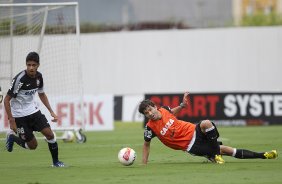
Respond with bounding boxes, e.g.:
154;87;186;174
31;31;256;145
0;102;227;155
1;27;281;95
81;27;282;95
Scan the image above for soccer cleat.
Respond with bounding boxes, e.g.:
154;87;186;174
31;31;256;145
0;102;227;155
6;132;15;152
207;157;216;163
52;161;66;167
264;150;278;159
214;155;225;164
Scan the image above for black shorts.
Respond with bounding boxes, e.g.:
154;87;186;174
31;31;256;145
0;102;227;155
15;110;50;142
188;122;219;158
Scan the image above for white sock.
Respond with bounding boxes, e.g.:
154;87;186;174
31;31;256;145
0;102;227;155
46;138;56;144
232;148;237;157
25;143;30;149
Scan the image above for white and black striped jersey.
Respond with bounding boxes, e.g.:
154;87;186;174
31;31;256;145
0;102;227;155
7;70;44;117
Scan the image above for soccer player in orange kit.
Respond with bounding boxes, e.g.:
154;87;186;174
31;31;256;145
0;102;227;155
138;92;278;164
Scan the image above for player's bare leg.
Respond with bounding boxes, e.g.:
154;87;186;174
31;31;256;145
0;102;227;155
6;130;34;151
26;137;38;149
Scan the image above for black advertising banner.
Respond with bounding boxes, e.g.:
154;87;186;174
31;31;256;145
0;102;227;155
145;93;282;125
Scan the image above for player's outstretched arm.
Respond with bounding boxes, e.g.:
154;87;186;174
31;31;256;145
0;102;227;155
38;92;58;122
171;91;189;115
142;141;151;165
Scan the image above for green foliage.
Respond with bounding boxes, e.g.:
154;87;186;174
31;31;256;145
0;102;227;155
0;122;281;184
0;19;11;36
241;12;282;26
80;22;111;33
0;19;75;35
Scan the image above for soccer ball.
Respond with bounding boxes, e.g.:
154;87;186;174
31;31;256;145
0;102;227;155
62;131;75;143
118;147;136;166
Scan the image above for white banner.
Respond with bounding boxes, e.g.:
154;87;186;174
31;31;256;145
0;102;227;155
0;95;114;132
122;95;144;122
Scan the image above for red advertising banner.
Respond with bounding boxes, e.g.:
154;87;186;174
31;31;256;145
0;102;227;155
145;93;282;125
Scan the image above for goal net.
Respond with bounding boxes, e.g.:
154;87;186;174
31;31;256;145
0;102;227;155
0;2;84;132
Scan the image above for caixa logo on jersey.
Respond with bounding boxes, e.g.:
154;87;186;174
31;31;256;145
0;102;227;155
25;89;37;95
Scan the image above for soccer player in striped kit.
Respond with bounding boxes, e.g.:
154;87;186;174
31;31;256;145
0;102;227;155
139;92;278;164
4;52;65;167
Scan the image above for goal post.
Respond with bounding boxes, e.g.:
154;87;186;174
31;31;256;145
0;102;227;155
0;2;85;136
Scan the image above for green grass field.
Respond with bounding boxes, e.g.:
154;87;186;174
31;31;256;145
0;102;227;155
0;122;281;184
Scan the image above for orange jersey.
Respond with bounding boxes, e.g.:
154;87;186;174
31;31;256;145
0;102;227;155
145;107;196;151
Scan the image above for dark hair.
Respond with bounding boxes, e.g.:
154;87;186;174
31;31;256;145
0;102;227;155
138;99;156;114
26;52;39;63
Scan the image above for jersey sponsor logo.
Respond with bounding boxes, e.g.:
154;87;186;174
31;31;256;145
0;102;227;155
160;119;174;135
25;89;37;95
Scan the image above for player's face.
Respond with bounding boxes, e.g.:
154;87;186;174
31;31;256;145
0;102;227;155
143;105;161;121
26;60;39;78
